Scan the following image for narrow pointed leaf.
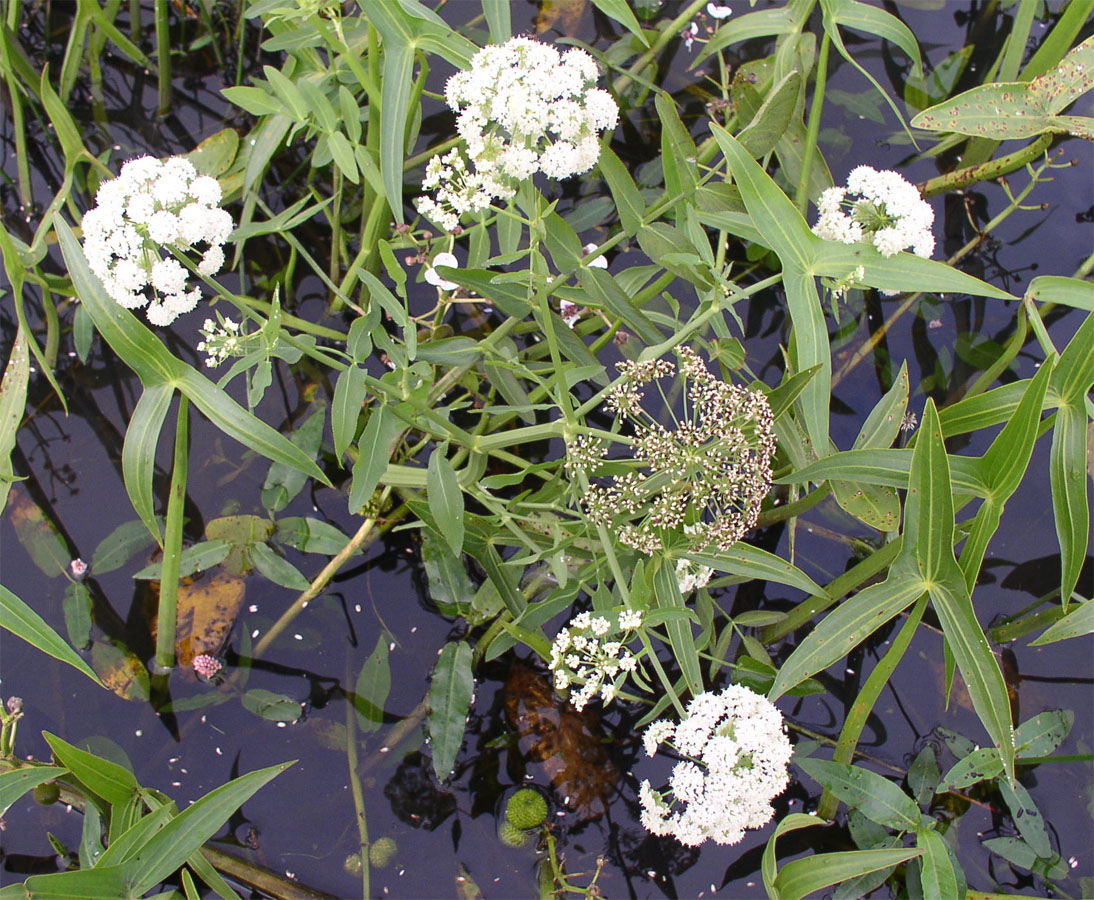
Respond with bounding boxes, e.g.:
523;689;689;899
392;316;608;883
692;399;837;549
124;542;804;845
998;778;1051;858
428;448;465;556
653;561;703;697
123;761;292;895
1029;598;1093;645
0;585;102;686
354;635;391;733
685;544;825;596
1051;405;1089;606
0;326;29;515
349;405;399;514
122;384;173;545
773;848;922;900
43;732;138;807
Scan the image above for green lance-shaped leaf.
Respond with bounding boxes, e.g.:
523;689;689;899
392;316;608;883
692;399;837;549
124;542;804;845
959;358;1054;590
590;0;649;47
915;400;1016;781
999;778;1052;858
427;640;474;781
1015;709;1074;758
917;828;961;900
735;70;801;160
0;585;102;686
597;145;645;237
1030;598;1094;645
0;326;29;515
241;689;302;723
354;635;391;733
1025;275;1094;311
797;759;924;831
684;543;825;597
43;732;139;808
248;542;310;591
940;746;1005;792
428;447;465;556
0;766;68;818
349;405;400;514
91;519;158;575
21;866;131;900
122;384;173;544
481;0;510;42
652;561;703;698
262;404;326;512
911;36;1094;139
121;761;292;896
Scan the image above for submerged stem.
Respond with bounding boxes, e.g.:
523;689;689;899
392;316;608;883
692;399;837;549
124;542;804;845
154;396;189;672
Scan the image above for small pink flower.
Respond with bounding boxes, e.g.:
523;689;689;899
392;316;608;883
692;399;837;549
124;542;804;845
70;558;88;580
682;21;699;51
928;318;943;330
193;654;224;681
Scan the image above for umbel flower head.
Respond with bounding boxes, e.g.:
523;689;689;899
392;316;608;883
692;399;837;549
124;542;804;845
813;165;935;258
81;156;233;326
416;37;618;231
639;684;793;846
573;347;776;556
549;609;643;710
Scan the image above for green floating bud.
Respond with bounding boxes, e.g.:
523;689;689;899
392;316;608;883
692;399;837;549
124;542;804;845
497;820;531;849
505;788;548;830
369;836;397;869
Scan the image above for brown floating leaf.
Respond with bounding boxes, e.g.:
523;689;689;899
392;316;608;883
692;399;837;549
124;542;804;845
6;487;69;577
504;664;616;820
174;572;246;665
536;0;585;35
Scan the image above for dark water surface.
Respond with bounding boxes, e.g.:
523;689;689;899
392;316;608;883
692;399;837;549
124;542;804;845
2;2;1092;898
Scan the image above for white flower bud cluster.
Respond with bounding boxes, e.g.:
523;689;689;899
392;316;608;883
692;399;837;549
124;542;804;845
416;37;618;232
675;557;714;594
195;316;245;367
549;609;643;711
639;685;793;846
81;156;233;326
813;165;935;259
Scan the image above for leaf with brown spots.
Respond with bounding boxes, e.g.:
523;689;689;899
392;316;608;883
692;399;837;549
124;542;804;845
504;664;616;820
6;487;69;577
91;640;150;701
536;0;585;35
151;572;246;665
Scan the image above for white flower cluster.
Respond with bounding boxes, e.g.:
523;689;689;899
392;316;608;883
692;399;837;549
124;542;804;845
675;557;714;594
81;156;233;326
639;685;793;846
813;165;934;258
416;37;618;232
549;609;643;711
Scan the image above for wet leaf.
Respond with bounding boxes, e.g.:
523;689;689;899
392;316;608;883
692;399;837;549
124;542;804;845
184;128;239;177
1029;598;1094;645
241;689;302;723
91;641;150;702
504;664;616;821
427;447;465;556
999;778;1051;858
91;519;158;575
427;641;474;781
1015;709;1074;758
6;487;69;577
274;517;356;556
422;530;474;617
917;828;960;900
248;542;310;591
132;540;232;580
0;766;68;818
262;404;326;512
536;0;585;35
797;759;924;831
62;581;92;650
204;515;274;575
940;746;1004;791
0;584;102;686
43;732;138;808
454;864;484;900
354;635;391;733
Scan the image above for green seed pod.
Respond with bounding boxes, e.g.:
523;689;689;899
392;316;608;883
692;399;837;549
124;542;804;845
33;782;60;805
369;836;397;869
497;820;530;849
505;788;548;830
343;853;363;876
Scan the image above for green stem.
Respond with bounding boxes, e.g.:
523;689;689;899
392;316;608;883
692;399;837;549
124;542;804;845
154;396;189;672
154;0;170;116
796;31;830;214
344;658;370;900
611;0;708;97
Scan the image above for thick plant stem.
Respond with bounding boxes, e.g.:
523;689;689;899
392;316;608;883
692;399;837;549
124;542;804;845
154;396;189;673
917;133;1053;199
154;0;171;115
796;31;830;215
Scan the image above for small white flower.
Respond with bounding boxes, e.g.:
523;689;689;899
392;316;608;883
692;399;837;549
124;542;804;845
559;299;581;328
707;3;733;18
582;243;608;269
424;252;460;291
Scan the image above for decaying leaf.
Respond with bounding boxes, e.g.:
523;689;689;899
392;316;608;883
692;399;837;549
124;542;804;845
504;664;616;820
150;571;246;665
91;640;150;701
536;0;585;35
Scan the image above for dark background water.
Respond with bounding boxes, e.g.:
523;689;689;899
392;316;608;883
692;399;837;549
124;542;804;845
1;1;1092;898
